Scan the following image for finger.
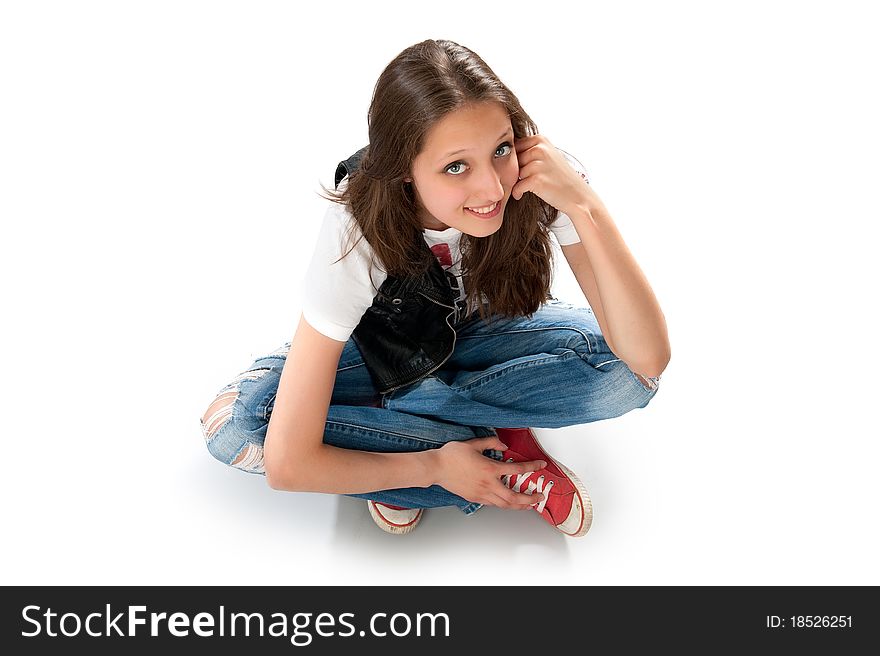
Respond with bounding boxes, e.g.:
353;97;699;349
500;459;547;476
469;436;509;453
496;485;546;509
517;160;541;177
514;149;536;167
485;492;508;508
514;135;540;153
486;491;534;510
511;177;532;201
512;159;541;194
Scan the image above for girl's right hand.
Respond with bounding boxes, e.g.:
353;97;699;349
431;437;547;509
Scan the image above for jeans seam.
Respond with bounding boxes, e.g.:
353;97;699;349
325;420;447;448
456;326;596;355
450;351;582;392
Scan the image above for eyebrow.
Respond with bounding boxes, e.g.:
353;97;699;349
438;129;514;161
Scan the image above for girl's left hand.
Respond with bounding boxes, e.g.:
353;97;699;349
512;135;597;216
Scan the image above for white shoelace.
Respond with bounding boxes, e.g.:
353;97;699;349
502;458;553;513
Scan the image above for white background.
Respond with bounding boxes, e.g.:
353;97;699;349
2;0;878;585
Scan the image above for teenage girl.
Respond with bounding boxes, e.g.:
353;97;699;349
200;39;670;537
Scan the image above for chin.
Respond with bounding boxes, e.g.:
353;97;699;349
462;219;503;238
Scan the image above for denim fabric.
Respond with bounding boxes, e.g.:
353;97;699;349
202;298;660;514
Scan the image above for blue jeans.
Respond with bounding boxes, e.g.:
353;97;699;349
200;298;660;514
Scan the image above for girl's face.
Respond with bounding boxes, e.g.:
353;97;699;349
408;102;519;237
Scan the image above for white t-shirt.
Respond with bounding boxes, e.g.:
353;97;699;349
301;153;589;343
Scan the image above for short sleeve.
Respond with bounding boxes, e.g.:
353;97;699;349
300;199;387;342
547;149;590;246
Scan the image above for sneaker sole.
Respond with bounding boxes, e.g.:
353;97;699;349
527;431;594;537
367;502;424;535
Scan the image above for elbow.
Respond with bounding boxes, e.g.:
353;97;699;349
627;344;671;380
264;435;323;492
263;438;304;492
264;461;291;491
266;463;307;492
265;467;291;491
634;363;667;380
648;347;671;379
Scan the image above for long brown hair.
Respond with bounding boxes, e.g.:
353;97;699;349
319;39;560;325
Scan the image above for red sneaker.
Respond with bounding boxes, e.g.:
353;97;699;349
496;428;592;537
367;501;423;535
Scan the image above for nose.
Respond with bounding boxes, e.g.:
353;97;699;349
473;165;504;204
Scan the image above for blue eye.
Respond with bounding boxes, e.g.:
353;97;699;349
444;141;513;176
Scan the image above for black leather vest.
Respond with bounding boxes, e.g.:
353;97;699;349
335;147;467;394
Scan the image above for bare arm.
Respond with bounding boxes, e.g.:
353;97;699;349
263;313;545;509
264;313;434;493
563;203;671;378
513;134;670;378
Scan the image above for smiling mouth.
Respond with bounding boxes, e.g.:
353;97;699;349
465;201;499;214
464;200;503;220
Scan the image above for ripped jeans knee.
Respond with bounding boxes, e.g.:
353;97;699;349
200;364;280;475
631;371;662;393
584;353;662;420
